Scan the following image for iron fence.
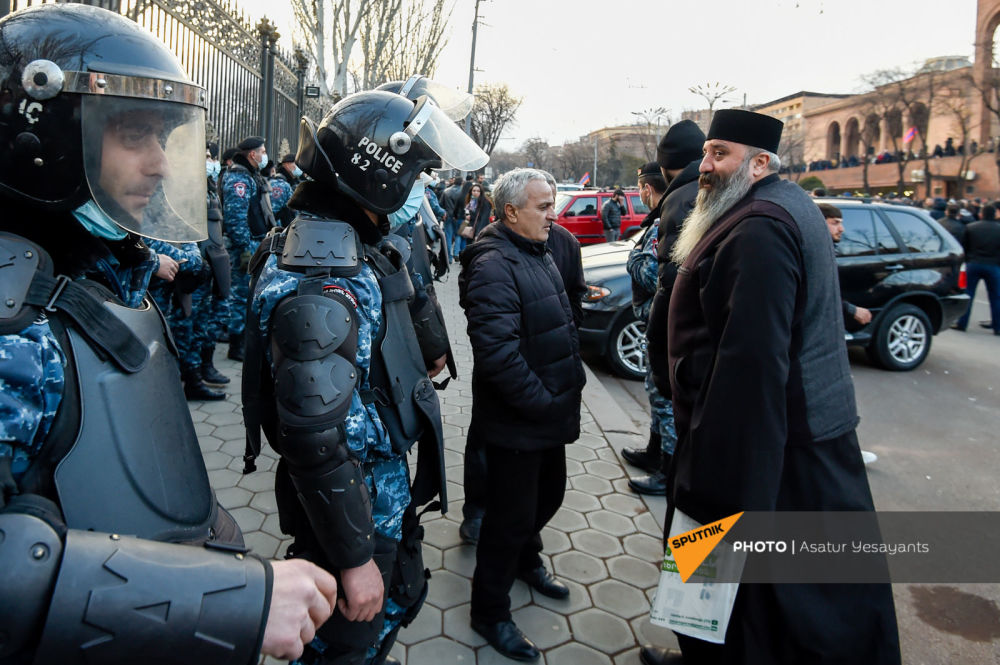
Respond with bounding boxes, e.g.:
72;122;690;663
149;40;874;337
0;0;330;157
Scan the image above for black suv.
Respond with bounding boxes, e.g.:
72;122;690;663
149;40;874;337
579;198;969;378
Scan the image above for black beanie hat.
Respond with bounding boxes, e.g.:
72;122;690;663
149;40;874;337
206;141;219;159
237;136;266;151
657;120;706;170
638;161;661;178
707;109;783;153
221;147;239;163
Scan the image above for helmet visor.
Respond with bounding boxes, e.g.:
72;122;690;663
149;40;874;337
81;95;207;242
379;76;475;122
407;98;488;172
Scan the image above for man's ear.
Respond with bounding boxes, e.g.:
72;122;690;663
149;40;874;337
753;152;771;177
505;202;517;222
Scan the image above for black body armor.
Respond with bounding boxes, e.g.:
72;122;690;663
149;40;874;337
203;177;232;298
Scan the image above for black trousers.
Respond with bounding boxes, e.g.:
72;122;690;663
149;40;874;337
470;444;566;624
462;432;487;520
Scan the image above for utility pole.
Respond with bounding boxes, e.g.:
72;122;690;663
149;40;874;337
593;138;598;188
464;0;482;138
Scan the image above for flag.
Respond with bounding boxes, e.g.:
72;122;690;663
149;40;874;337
904;126;917;144
578;171;591;186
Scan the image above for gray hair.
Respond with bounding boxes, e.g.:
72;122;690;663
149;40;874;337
492;168;551;222
748;147;781;173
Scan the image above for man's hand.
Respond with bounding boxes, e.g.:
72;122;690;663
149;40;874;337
427;353;447;378
261;559;338;660
853;307;873;325
337;558;384;622
155;254;179;282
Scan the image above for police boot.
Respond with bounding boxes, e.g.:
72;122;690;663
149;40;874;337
227;333;244;362
201;347;231;386
183;368;226;401
622;431;662;474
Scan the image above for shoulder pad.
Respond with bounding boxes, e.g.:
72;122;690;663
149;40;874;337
0;233;50;335
279;217;362;277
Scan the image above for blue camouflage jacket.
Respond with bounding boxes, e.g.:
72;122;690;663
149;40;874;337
627;219;660;322
268;177;293;220
221;164;257;254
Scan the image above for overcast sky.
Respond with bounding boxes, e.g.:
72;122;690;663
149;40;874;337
245;0;979;147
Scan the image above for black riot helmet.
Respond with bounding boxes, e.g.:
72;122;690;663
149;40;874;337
296;90;488;215
0;4;208;241
376;75;474;122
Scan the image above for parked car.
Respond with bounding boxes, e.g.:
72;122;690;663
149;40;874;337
555;188;648;245
580;199;969;378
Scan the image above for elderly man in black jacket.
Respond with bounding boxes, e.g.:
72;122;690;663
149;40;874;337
459;167;586;662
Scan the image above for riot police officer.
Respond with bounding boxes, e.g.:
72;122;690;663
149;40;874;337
221;135;276;361
242;90;489;665
0;5;336;663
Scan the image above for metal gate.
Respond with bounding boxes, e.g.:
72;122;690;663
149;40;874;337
0;0;328;156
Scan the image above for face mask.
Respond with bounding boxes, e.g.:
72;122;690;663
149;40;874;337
258;152;269;169
292;166;303;178
388;180;426;230
206;160;221;179
72;200;127;240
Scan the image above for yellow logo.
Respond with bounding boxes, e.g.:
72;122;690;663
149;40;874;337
669;512;743;582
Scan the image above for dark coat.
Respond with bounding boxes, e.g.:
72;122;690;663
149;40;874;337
467;195;494;237
546;222;586;328
665;176;899;664
646;158;702;395
963;219;1000;265
459;223;585;450
940;216;966;246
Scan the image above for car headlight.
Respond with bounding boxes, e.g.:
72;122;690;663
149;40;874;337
584;285;611;302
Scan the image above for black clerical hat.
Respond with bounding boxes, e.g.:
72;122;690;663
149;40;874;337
707;110;783;153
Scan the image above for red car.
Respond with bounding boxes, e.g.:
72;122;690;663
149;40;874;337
554;189;648;245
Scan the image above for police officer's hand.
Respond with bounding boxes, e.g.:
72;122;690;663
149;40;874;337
338;558;384;622
427;353;447;378
155;254;180;282
262;559;338;659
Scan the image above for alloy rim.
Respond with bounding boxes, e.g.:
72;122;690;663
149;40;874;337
887;314;927;364
617;321;647;375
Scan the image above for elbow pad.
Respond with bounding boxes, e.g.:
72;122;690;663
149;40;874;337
31;528;270;665
410;295;451;365
270;290;374;569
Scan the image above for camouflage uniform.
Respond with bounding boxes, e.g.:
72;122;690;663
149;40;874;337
252;251;412;663
146;239;205;372
268;175;294;226
627;220;676;455
221;160;265;338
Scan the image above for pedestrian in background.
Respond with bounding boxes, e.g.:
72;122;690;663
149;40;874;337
601;188;624;242
465;182;494;238
953;202;1000;334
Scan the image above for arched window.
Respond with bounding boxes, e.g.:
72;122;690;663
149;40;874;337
827;121;841;161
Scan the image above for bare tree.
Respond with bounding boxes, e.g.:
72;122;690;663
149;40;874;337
963;67;1000;185
521;138;550;171
630;107;670;161
291;0;378;98
554;141;592;182
469;83;522;156
938;86;979;185
862;69;915;197
356;0;453;90
777;126;807;183
291;0;333;97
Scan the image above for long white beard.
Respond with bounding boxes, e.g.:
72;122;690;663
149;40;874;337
672;164;756;265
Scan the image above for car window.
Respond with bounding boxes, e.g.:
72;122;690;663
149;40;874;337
837;208;877;256
564;196;599;217
881;210;943;253
629;194;649;215
872;215;900;254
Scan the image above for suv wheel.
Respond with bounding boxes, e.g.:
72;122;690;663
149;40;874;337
606;312;646;380
869;303;932;371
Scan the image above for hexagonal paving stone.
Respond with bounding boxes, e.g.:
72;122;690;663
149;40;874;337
511;605;570;649
425;570;471;610
188;409;208;423
614;647;644;665
207;468;242;489
199;399;238;413
565;459;586;478
215;486;252;510
509;579;532;611
220;439;247;457
230;506;266;532
552;551;608;585
602;493;648;517
442;603;486;647
193;421;215;437
198;435;224;453
206;410;243;426
406;636;473;663
243;530;281;559
388;641;407;665
571;474;614;496
237;471;276;492
201;451;232;471
566;445;597;462
584;460;624;480
397;604;441;645
531;576;592;614
545;641;613;665
548;507;588;533
443;412;471;428
596;447;620;463
607;555;660;589
576;433;608;450
569;608;634;654
591;579;649;619
588;510;635;538
260;513;284;539
422;542;443;570
562;490;602;514
539;526;572;554
623;533;664;562
570;530;624;559
214;424;247;443
442;544;476;578
250;490;278;514
630;615;681;651
633;511;663;538
423;517;463;550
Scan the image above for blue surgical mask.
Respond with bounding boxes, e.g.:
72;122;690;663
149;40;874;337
72;200;127;240
258;152;269;169
206;160;221;179
292;166;303;178
388;180;426;230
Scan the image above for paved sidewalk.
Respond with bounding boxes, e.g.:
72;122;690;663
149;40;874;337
189;273;679;664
